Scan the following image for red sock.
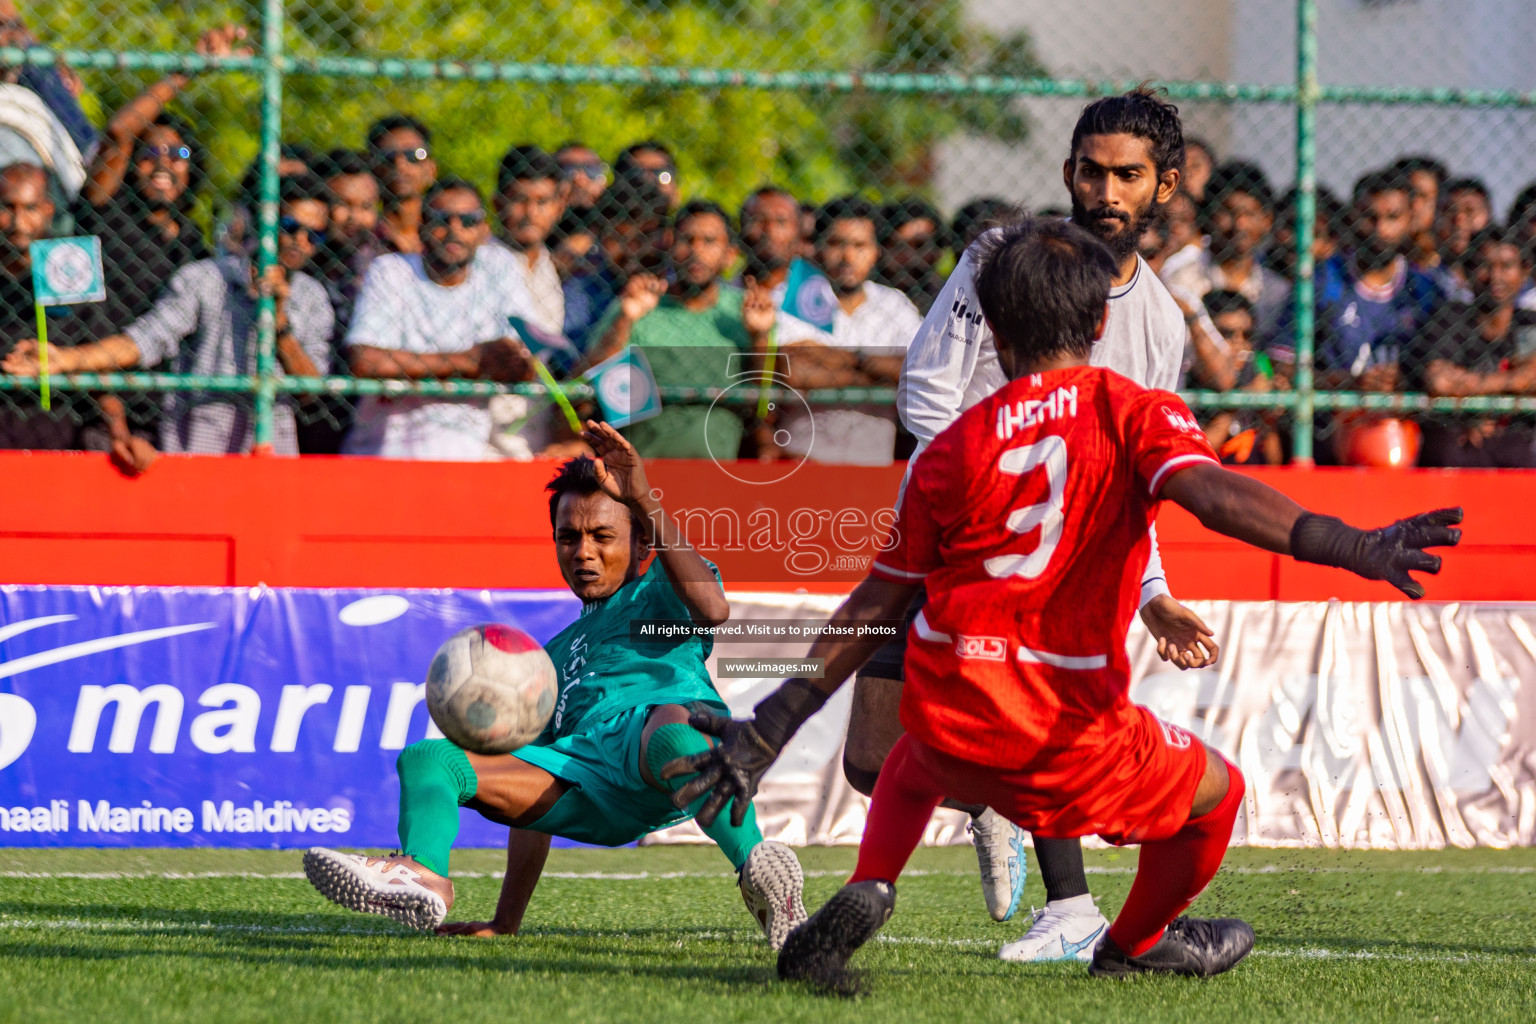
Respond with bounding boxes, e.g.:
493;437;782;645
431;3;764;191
849;734;946;885
1107;760;1246;957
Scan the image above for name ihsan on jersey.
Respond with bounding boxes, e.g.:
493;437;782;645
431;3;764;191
995;385;1079;439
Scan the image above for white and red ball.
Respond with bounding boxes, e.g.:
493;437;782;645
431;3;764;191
424;624;557;754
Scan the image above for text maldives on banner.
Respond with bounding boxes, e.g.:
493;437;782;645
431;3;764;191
0;585;579;848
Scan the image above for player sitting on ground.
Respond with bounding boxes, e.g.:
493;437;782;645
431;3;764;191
305;422;808;947
666;218;1461;986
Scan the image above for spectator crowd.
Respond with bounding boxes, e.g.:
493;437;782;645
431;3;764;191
2;16;1535;469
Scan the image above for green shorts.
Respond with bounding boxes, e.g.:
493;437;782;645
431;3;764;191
511;701;726;847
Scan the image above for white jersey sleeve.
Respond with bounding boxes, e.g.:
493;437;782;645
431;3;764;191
896;238;1006;451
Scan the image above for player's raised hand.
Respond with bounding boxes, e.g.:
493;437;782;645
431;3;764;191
581;419;651;507
1139;595;1219;670
661;710;779;829
1291;507;1463;600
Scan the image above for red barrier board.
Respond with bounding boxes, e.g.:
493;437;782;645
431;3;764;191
0;452;1529;601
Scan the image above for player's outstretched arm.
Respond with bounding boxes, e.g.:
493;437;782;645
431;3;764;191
1161;462;1462;599
581;420;730;627
660;576;920;827
436;828;552;937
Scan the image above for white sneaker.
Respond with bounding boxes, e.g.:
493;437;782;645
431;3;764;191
303;848;454;932
970;808;1027;922
998;895;1109;963
738;840;808;951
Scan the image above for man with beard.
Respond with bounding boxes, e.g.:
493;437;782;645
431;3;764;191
586;199;777;459
367;114;438;256
341;178;538;460
1163;161;1290;347
6;173;335;457
491;145;567;335
771;195;923;465
315;149;384;332
739;186;804;293
851;88;1217;964
76;24;247;317
1408;226;1536;467
1316;169;1442;394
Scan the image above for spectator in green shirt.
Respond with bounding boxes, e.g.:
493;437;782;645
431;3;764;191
586;199;777;459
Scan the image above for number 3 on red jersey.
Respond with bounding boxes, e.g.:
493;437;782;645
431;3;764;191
984;434;1066;580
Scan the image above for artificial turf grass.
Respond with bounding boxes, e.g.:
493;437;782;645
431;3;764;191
1;846;1534;1024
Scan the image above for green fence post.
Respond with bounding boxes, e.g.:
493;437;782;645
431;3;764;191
253;0;284;453
1291;0;1318;465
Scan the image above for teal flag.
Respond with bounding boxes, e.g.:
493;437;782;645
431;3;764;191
30;236;105;305
779;258;837;332
587;346;662;428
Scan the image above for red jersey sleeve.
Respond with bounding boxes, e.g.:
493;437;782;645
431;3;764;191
870;450;945;584
1123;389;1221;499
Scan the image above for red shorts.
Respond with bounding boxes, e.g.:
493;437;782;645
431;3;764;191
907;704;1208;845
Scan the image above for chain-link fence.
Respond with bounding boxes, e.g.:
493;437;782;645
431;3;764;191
0;0;1533;468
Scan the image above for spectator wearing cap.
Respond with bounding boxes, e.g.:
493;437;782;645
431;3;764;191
1314;168;1443;395
561;169;672;350
491;144;567;335
1435;177;1492;300
1197;290;1285;466
367;114;437;255
342;178;538;460
614;140;678;211
772;196;923;466
0;163;143;460
554;142;607;210
75;25;250;317
586;199;776;459
1408;226;1536;468
877;198;947;313
1163;160;1290;348
1182;135;1216;202
1391;155;1448;271
6;172;335;456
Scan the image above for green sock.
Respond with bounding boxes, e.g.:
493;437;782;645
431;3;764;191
645;722;763;871
396;739;477;877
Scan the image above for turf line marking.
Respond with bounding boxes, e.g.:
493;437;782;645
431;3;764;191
0;915;1529;965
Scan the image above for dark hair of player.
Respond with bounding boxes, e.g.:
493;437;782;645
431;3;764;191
1352;167;1412;205
423;177;484;208
673;199;734;241
366;114;432;151
497;144;562;193
1070;86;1186;179
813;194;879;244
1202;288;1253;320
970;218;1118;366
1204;160;1275;214
545;456;647;537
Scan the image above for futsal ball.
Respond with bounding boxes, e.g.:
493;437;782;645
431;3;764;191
425;624;558;754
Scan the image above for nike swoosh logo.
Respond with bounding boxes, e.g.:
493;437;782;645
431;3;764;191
1061;925;1107;959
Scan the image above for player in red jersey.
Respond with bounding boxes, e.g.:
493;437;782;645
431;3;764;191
664;217;1461;987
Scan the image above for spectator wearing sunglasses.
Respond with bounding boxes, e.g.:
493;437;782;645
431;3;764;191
74;24;249;318
615;140;679;211
554;142;608;210
7;173;335;457
342;178;542;460
366;114;438;256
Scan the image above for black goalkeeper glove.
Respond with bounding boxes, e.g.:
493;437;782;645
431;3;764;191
659;677;829;828
1290;507;1463;599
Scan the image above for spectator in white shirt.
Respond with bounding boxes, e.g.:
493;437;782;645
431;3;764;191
775;196;922;465
343;177;538;460
491;144;566;334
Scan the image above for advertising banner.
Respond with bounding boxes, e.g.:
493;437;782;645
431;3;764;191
3;587;1535;850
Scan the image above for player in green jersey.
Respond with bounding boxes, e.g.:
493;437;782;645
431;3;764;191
305;421;807;947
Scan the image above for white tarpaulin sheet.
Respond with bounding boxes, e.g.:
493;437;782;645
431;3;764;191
644;597;1536;850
